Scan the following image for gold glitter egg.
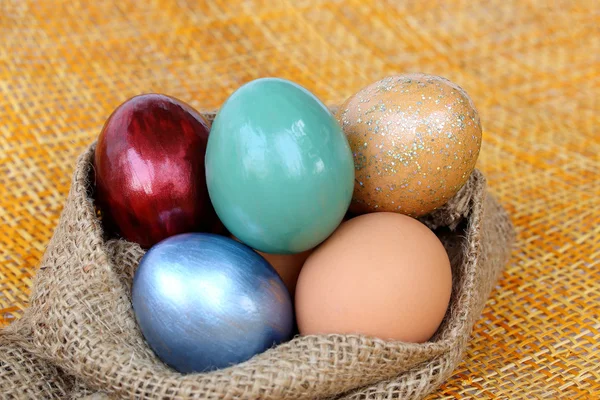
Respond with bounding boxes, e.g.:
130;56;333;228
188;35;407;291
336;73;482;217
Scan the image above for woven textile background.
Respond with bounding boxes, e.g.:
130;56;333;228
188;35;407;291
0;1;598;398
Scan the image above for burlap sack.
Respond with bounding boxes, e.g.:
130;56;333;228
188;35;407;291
0;115;514;399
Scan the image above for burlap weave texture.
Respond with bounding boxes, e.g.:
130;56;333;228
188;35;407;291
0;138;513;398
1;1;598;398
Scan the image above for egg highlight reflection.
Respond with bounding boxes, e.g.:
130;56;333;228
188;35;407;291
132;233;294;373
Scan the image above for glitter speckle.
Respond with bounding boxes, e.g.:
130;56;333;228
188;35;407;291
335;73;482;216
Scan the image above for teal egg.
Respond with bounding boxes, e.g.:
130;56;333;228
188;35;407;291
205;78;354;254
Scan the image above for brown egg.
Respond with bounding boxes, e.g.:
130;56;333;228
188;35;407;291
336;73;482;217
230;235;311;297
257;250;312;297
295;212;452;343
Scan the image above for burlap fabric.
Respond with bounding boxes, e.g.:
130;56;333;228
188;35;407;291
2;1;598;397
0;115;514;399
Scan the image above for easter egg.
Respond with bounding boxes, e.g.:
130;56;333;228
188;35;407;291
206;78;354;254
336;74;482;217
295;212;452;343
231;235;311;297
132;233;294;373
95;94;216;248
258;250;312;298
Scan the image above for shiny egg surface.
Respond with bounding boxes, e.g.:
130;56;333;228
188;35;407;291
132;233;294;373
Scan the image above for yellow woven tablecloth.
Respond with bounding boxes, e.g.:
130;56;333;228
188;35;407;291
1;1;598;398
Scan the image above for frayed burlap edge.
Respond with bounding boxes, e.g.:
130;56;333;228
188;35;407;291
1;126;514;400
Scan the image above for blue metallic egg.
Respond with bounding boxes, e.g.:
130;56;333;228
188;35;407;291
131;233;294;373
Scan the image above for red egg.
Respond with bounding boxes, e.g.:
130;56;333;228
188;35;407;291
94;94;216;248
